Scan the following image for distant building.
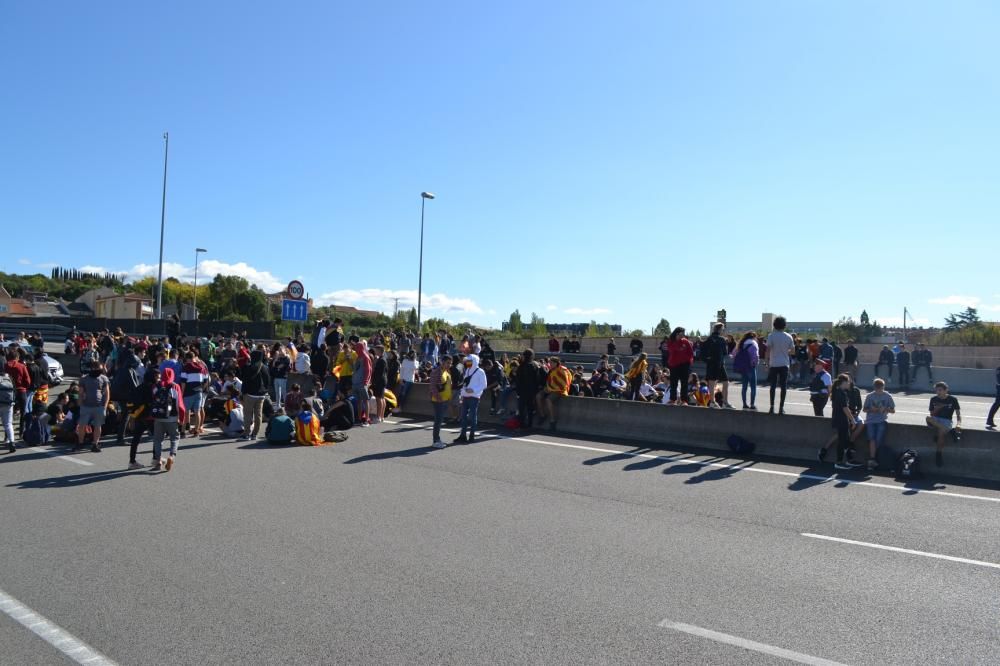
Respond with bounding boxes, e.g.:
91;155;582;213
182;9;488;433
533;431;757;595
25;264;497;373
0;285;34;317
74;287;117;314
94;293;154;320
721;312;833;335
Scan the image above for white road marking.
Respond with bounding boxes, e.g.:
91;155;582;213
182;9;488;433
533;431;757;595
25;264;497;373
382;420;1000;504
801;533;1000;570
0;587;118;665
657;620;848;665
26;447;94;466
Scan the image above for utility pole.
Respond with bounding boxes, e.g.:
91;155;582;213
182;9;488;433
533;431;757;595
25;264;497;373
156;132;169;320
393;297;400;319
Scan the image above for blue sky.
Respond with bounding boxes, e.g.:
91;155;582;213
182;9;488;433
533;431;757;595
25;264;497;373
2;1;998;332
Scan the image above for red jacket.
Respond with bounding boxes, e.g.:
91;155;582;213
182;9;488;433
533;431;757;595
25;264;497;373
666;338;694;368
5;360;31;393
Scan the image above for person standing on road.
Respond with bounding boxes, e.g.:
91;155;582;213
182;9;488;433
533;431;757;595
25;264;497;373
808;360;832;416
5;350;31;438
0;360;16;452
269;347;290;408
731;331;759;410
150;367;186;472
352;341;373;426
537;357;573;431
430;356;453;448
842;340;859;381
127;368;160;470
827;375;862;470
765;316;795;414
926;382;961;467
370;345;388;424
453;354;487;444
703;323;734;409
77;362;111;452
895;344;911;387
180;351;210;437
862;378;895;470
666;328;694;405
238;350;271;441
987;365;1000;429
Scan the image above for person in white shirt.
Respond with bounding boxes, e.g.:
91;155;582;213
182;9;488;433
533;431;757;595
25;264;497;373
398;351;418;407
765;316;795;415
453;354;487;444
293;346;311;374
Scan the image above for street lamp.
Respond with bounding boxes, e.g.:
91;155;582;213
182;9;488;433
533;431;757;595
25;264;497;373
417;191;435;332
156;131;169;320
193;248;207;328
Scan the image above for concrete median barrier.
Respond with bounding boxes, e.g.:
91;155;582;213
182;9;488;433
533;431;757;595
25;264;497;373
399;384;1000;484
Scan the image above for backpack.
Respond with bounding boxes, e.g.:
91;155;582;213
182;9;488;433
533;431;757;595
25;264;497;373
727;434;756;455
895;449;921;480
23;413;50;445
28;362;48;390
150;384;177;420
0;375;13;405
732;345;751;374
504;415;522;430
112;366;141;404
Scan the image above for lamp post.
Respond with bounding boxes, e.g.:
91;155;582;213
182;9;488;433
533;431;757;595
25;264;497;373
417;191;435;332
156;132;169;320
193;248;207;330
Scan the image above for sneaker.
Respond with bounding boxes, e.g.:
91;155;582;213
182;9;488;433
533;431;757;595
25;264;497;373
749;406;757;411
7;444;16;454
779;408;786;415
988;422;997;430
742;405;750;410
432;441;447;449
453;434;468;444
90;445;101;453
834;460;851;470
489;409;496;415
127;461;143;470
845;459;863;468
818;447;827;462
936;451;943;467
359;423;370;428
165;456;175;472
866;459;878;471
495;409;505;416
150;459;162;471
768;407;775;415
723;403;735;410
467;436;477;444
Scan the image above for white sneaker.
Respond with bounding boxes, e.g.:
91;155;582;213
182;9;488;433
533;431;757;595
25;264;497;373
432;441;447;449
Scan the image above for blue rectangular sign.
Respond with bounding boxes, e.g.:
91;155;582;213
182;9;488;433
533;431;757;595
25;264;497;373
281;299;308;322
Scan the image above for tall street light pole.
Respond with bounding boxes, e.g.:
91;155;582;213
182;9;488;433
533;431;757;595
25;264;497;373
156;131;170;320
417;191;435;332
193;247;207;330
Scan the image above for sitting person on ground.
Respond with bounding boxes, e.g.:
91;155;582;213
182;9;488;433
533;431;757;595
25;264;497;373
265;408;295;445
926;381;961;467
322;391;355;431
294;408;324;445
222;388;245;437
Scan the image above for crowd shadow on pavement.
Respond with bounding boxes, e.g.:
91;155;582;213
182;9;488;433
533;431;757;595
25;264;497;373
787;464;948;494
7;468;147;489
344;446;439;464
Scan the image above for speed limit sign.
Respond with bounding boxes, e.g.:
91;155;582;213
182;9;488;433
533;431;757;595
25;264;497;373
287;280;305;300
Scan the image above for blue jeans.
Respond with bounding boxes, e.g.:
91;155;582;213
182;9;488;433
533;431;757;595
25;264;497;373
273;378;287;407
397;381;412;406
459;397;480;438
867;421;888;447
24;391;35;415
432;401;447;442
740;369;757;407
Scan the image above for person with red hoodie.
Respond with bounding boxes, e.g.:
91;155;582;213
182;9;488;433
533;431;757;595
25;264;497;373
5;350;32;438
150;367;186;472
351;340;373;426
666;327;695;405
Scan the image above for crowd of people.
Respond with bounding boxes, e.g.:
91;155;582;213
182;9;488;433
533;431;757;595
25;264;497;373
0;314;993;474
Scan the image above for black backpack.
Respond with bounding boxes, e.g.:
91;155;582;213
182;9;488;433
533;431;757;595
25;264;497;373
895;449;921;480
150;384;177;420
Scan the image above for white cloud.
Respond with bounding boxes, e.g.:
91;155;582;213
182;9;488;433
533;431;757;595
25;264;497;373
36;262;59;269
17;258;31;265
79;262;286;293
564;307;612;316
979;304;1000;312
314;288;483;314
546;305;558;311
928;295;981;308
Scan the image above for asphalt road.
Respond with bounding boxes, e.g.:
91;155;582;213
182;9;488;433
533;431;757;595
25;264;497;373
1;406;999;665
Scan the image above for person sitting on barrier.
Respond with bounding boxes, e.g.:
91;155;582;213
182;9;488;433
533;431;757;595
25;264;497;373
912;343;934;385
589;370;611;398
693;378;712;407
609;372;627;399
862;378;895;470
874;345;894;383
536;357;572;432
926;382;961;467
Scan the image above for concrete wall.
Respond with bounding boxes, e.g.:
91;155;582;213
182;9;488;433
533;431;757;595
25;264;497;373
399;384;1000;484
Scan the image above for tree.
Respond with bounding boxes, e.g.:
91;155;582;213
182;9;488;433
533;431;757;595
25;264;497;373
529;312;546;335
653;318;671;336
507;309;523;334
406;307;418;328
945;307;981;331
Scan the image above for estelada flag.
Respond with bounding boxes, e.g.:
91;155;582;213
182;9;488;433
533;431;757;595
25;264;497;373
295;410;325;446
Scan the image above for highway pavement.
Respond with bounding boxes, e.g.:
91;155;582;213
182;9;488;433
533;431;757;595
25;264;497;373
1;406;999;664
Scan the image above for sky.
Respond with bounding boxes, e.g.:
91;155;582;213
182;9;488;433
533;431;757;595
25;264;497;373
2;1;998;332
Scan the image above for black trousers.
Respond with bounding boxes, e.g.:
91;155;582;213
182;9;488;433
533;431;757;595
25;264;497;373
668;363;690;403
811;394;829;416
517;392;536;427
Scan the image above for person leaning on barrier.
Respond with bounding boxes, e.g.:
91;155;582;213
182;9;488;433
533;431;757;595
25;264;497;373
536;357;573;432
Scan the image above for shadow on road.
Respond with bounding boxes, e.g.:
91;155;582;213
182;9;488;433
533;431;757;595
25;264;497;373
7;468;146;489
344;445;438;464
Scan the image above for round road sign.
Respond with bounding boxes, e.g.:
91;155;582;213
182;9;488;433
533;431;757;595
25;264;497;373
287;280;305;300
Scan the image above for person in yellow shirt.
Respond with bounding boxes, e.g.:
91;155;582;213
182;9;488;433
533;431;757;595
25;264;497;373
334;343;356;396
624;352;648;401
537;357;573;432
430;356;453;448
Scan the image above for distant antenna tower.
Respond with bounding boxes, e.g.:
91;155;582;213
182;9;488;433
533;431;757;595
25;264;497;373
393;298;400;318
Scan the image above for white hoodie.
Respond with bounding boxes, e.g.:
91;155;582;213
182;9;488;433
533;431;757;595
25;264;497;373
459;354;488;400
